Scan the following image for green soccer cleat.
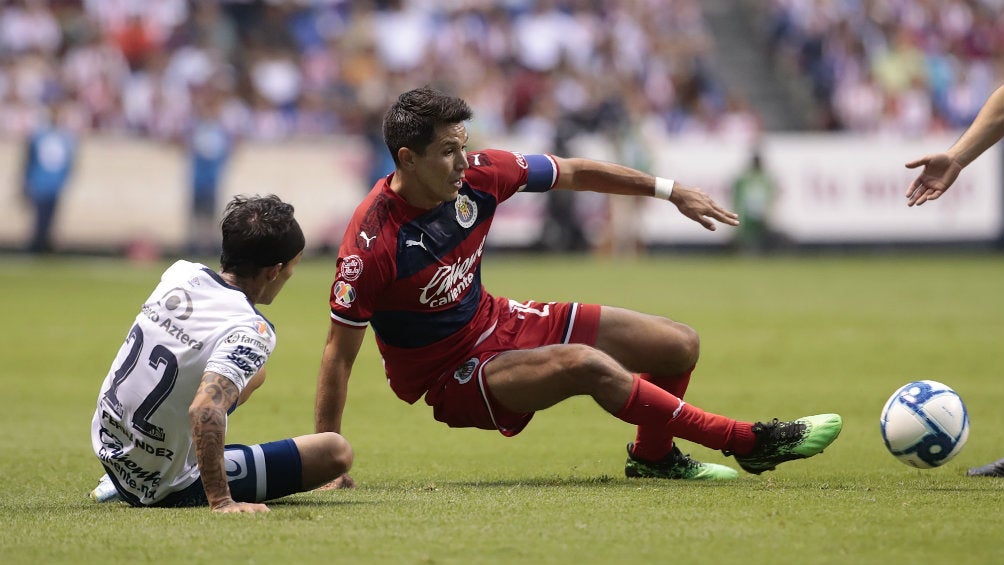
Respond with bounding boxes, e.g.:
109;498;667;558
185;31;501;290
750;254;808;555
730;413;843;475
625;443;739;480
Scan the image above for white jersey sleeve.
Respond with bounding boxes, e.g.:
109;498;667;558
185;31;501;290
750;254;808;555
90;260;277;505
205;324;273;390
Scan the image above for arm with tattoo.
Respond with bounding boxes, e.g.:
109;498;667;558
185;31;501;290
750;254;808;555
189;372;257;512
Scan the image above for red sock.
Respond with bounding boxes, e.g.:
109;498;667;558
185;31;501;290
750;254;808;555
728;421;758;455
670;404;757;453
631;370;692;461
615;377;757;455
614;376;684;428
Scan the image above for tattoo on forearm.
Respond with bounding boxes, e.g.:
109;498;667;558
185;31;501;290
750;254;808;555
191;373;239;506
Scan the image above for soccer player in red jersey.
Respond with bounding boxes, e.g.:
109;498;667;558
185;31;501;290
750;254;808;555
315;87;842;486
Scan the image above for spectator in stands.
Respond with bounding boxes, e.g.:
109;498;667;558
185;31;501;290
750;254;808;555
760;0;1004;133
0;1;729;142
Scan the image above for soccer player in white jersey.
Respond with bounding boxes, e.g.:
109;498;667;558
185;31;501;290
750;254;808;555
90;194;352;512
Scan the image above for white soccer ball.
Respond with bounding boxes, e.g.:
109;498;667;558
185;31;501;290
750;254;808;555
880;380;969;469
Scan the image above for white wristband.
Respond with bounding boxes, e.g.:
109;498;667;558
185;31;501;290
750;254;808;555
654;177;675;200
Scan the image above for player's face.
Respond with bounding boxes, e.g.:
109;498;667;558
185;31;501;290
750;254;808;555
258;251;302;305
409;122;469;207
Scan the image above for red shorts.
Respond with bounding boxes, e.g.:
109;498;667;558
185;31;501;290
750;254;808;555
423;299;601;436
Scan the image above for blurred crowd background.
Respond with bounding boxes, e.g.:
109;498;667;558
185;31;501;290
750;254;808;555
5;0;1003;142
767;0;1004;133
0;0;744;144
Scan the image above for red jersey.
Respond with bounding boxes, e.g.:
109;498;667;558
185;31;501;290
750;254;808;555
329;149;559;403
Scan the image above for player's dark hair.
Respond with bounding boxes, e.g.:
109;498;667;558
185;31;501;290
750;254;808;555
383;86;473;166
220;194;305;278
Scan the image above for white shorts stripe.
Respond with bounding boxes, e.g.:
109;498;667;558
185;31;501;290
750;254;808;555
562;302;580;344
476;353;503;432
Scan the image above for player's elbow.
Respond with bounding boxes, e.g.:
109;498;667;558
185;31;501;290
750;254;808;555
188;402;227;428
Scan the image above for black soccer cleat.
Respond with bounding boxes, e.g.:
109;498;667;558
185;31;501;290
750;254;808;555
729;414;843;475
967;457;1004;477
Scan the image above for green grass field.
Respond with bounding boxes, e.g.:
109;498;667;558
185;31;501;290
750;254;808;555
1;251;1002;564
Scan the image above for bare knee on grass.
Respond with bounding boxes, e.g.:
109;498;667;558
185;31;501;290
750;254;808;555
293;432;353;490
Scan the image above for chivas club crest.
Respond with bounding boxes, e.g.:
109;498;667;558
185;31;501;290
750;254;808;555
453;357;479;384
455;194;477;229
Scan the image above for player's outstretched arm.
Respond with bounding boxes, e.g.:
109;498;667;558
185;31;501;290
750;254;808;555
190;371;270;513
550;156;739;231
313;321;369;487
315;321;366;434
314;321;366;490
906;84;1004;206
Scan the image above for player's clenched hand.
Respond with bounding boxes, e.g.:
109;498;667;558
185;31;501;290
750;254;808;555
904;153;963;206
211;500;270;514
668;184;740;231
316;473;355;490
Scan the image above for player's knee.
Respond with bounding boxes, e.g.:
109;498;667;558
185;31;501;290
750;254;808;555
554;343;600;371
670;322;700;367
320;432;353;476
637;315;700;370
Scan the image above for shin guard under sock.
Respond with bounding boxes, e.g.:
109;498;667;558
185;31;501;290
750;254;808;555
631;370;692;460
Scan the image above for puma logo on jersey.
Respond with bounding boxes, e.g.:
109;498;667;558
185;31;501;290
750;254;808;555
359;230;376;248
405;234;427;251
468;152;491;167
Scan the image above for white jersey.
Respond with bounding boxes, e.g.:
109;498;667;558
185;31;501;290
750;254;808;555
91;260;277;505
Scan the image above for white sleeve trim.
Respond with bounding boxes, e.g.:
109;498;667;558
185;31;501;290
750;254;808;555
331;311;369;327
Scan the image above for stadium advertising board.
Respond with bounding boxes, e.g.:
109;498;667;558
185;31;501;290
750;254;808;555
629;134;1003;244
0;134;1000;252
